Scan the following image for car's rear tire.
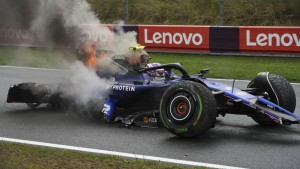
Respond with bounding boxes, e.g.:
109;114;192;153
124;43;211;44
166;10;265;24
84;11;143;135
248;73;296;126
159;81;216;137
25;84;47;109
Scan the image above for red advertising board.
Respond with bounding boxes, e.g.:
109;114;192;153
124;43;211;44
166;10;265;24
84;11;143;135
240;26;300;54
0;23;114;48
1;23;299;56
138;25;209;52
80;24;114;49
0;22;33;46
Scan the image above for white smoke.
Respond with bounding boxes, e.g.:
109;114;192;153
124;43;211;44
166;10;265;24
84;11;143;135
31;0;102;47
60;61;112;105
29;0;139;110
112;22;139;56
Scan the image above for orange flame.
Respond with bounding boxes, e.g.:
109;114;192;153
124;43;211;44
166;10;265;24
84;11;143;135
84;42;97;68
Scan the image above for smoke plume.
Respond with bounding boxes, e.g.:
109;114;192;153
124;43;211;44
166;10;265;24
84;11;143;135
1;0;139;111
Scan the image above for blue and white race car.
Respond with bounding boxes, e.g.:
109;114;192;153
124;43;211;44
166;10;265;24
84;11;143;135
7;46;300;138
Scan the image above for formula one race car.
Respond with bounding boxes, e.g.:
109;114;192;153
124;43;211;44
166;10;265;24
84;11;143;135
6;46;300;138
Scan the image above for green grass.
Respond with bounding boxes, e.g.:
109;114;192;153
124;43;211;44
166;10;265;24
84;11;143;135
0;47;76;69
0;142;202;169
150;53;300;82
1;47;300;82
88;0;300;26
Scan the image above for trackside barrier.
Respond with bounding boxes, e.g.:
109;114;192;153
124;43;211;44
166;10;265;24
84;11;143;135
239;26;300;55
0;22;33;46
121;25;300;56
1;23;299;56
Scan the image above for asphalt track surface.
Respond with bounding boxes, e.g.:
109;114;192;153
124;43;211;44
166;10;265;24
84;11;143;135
0;66;300;169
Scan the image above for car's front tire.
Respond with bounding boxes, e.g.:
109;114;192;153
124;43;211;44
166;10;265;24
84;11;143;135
248;73;296;126
159;81;216;137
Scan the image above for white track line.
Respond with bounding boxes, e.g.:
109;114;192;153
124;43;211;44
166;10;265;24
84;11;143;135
0;137;246;169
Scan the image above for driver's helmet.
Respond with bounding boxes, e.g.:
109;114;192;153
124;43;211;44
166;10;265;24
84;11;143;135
128;46;151;69
146;63;165;78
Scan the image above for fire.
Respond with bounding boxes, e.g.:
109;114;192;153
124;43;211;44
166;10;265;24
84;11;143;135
78;41;108;69
84;42;97;68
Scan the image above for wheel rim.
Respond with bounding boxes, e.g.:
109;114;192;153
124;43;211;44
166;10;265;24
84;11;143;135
167;91;196;124
176;102;187;115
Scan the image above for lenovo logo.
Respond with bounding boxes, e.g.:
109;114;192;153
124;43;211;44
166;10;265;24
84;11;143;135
144;29;203;45
246;30;300;47
0;28;30;39
138;26;209;52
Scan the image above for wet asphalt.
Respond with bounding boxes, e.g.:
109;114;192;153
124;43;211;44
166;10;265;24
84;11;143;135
0;66;300;169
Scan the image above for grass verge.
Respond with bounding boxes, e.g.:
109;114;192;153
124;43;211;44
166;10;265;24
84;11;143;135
0;47;300;82
150;53;300;82
0;46;76;69
0;142;201;169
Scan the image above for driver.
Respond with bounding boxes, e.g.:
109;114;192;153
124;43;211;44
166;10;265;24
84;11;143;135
127;46;151;70
127;46;166;80
146;63;165;80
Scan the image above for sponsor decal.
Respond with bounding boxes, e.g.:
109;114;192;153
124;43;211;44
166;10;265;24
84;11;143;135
240;27;300;53
139;25;209;52
149;117;157;123
102;104;111;115
102;100;115;121
143;117;157;123
143;117;149;123
175;128;188;133
111;84;135;92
